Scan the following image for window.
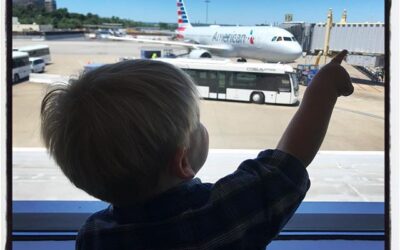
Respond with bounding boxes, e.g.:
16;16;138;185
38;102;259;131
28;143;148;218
11;0;386;249
290;73;299;92
183;68;197;79
33;59;44;65
230;72;257;88
12;57;29;68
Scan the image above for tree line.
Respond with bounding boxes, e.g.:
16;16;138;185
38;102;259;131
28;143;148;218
12;5;177;30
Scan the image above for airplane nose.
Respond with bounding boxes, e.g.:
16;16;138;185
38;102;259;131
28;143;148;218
290;43;302;59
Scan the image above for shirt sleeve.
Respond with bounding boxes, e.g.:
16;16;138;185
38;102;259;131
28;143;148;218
208;149;310;246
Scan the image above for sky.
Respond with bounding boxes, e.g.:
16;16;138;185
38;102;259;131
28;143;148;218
57;0;385;25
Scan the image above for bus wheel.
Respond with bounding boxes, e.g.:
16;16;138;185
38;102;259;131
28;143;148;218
251;92;264;104
14;74;20;83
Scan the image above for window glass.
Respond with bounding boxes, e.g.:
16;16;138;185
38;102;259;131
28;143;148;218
11;1;385;243
34;59;44;65
278;74;291;91
183;69;196;79
290;73;299;92
230;72;257;88
209;71;217;79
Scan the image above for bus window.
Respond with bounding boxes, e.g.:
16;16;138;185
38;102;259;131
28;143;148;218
254;74;286;92
230;72;257;88
218;73;226;89
209;71;217;80
198;70;208;86
183;69;197;81
290;73;299;93
277;74;291;92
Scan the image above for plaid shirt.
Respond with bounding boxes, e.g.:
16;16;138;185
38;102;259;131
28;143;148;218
76;149;310;250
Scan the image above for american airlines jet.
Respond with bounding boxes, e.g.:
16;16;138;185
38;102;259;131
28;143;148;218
110;0;303;63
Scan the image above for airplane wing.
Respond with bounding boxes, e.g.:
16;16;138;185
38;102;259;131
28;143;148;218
108;36;232;51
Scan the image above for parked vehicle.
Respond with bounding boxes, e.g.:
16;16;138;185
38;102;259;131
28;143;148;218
12;51;30;83
29;57;45;73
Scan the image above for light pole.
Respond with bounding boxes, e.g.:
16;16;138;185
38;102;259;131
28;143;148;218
205;0;210;24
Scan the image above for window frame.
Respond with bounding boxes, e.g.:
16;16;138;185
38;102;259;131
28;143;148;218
12;201;385;241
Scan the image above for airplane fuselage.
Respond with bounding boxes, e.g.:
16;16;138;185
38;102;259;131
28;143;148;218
179;26;303;63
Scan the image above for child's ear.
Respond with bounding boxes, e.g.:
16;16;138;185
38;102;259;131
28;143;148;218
169;147;195;180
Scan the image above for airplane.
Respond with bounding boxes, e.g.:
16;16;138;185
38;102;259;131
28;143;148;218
109;0;303;63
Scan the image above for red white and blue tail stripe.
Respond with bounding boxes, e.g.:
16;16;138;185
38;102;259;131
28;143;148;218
177;0;192;29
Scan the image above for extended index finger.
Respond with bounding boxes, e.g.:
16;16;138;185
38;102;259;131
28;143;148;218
331;50;348;64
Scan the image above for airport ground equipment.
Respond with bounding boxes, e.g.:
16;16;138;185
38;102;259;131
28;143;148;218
296;64;319;86
140;48;177;59
12;51;30;83
156;58;299;105
14;44;52;64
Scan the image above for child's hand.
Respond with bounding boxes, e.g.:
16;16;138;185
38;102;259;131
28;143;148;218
311;50;354;97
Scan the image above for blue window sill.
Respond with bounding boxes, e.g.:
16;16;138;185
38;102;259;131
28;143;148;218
13;201;385;242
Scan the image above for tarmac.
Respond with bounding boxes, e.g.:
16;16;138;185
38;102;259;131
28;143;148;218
12;39;385;201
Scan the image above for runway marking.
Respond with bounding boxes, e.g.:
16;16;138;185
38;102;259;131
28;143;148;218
335;106;384;120
31;173;44;179
347;183;369;202
354;83;367;91
368;85;384;93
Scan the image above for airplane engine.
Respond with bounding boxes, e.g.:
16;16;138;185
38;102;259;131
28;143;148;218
188;49;212;59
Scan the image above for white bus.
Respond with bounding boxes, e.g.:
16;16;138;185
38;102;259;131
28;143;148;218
16;44;52;64
12;51;30;83
156;58;299;105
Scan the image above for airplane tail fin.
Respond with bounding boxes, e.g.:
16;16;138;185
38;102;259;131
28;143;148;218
177;0;192;29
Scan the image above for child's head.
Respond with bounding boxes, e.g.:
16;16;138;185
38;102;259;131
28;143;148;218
41;59;209;205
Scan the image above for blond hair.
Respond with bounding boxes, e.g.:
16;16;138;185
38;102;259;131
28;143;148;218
41;60;199;205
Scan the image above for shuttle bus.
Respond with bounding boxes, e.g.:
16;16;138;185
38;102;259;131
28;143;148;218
156;58;299;105
16;44;52;64
12;51;30;83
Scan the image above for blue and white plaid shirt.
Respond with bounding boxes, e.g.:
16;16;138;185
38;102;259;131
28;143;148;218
76;149;310;250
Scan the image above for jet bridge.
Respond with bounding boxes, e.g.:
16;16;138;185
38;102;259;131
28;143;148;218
310;23;385;67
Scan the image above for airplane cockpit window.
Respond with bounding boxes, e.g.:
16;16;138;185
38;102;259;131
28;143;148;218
11;0;385;249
